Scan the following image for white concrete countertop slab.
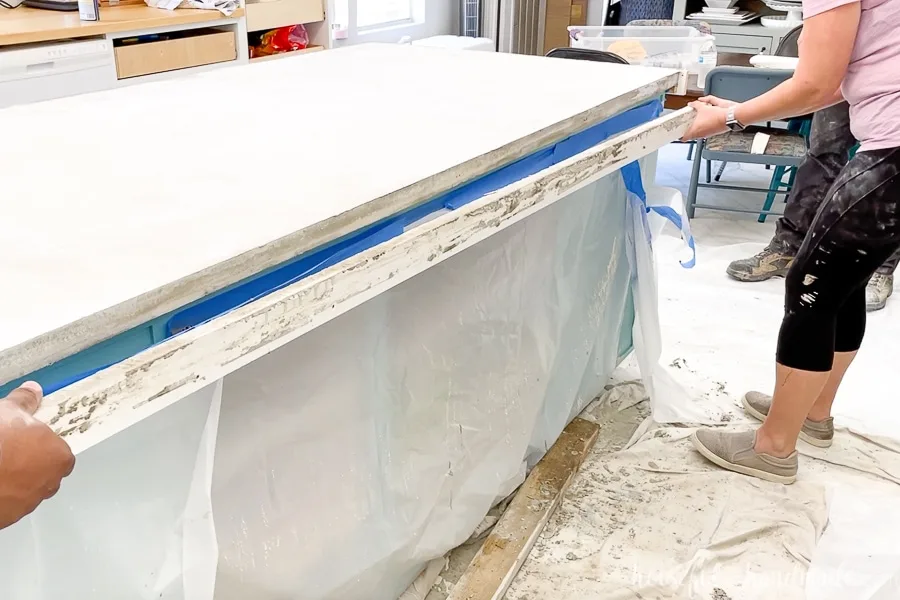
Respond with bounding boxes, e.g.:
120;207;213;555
0;43;676;382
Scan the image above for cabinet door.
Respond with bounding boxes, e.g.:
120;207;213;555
245;0;324;32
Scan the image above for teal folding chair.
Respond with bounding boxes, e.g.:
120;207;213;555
757;116;812;222
685;66;809;219
711;24;810;222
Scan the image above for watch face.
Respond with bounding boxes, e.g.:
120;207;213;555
726;119;743;132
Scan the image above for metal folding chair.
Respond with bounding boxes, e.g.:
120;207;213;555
545;47;629;64
685;66;808;218
711;24;805;185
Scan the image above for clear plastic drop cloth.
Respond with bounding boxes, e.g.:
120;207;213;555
0;155;677;599
0;380;222;600
209;165;652;600
622;214;900;600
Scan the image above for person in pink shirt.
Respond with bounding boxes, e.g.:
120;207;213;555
682;0;900;483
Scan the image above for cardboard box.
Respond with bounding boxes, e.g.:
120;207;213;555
571;0;588;25
542;0;589;55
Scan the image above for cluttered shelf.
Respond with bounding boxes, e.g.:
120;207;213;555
0;4;243;46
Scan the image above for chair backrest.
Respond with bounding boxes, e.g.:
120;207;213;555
627;19;712;35
774;25;802;57
704;66;794;102
545;47;630;64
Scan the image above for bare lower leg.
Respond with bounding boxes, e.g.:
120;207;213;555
807;351;856;422
755;363;830;457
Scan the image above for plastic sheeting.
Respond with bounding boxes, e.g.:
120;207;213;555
629;216;900;600
0;156;680;598
505;212;900;600
210;164;653;599
0;381;222;599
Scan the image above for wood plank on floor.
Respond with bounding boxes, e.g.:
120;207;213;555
446;417;601;600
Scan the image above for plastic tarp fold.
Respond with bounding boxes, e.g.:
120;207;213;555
0;380;222;599
0;146;683;598
210;165;645;599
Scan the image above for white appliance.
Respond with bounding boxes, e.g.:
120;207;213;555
0;38;116;109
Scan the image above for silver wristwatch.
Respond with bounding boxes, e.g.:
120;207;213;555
725;106;746;132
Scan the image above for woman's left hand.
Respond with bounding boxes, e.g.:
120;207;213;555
681;101;730;141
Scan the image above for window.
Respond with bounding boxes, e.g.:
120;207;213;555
356;0;414;29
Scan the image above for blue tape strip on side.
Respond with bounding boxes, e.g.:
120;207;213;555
22;100;666;395
442;100;663;211
165;219;405;336
620;161;697;269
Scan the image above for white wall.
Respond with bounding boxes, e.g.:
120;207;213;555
328;0;459;46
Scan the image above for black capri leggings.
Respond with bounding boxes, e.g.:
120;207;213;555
777;147;900;372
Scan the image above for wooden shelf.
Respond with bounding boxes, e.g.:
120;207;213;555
0;4;244;47
245;0;322;32
249;44;323;62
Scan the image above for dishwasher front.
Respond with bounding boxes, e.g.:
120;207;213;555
0;38;116;108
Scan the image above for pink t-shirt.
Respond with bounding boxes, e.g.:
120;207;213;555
803;0;900;151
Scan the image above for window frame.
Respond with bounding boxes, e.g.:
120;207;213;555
355;0;417;31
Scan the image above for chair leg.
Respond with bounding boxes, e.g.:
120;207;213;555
714;161;727;182
687;140;706;219
706;159;712;183
759;165;786;223
786;166;798;189
687;141;695;161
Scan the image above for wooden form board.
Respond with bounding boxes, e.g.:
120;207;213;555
0;43;678;384
447;417;601;600
35;107;694;457
0;5;244;47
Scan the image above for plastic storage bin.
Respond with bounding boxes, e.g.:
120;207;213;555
568;25;717;85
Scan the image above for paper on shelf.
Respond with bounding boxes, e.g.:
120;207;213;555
145;0;237;16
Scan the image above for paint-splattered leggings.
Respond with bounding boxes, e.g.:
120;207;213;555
777;147;900;372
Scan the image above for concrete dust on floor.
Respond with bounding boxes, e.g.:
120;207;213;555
505;412;828;600
429;211;900;600
504;364;900;599
426;378;650;600
504;218;900;600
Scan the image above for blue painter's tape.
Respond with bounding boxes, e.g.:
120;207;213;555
620;161;696;269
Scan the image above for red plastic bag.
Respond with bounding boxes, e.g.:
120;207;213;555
250;24;309;58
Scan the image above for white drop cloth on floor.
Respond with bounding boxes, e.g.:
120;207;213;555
507;219;900;600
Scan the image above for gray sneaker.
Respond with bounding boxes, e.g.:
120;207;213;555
742;391;834;448
691;429;798;484
726;242;794;282
866;273;894;312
